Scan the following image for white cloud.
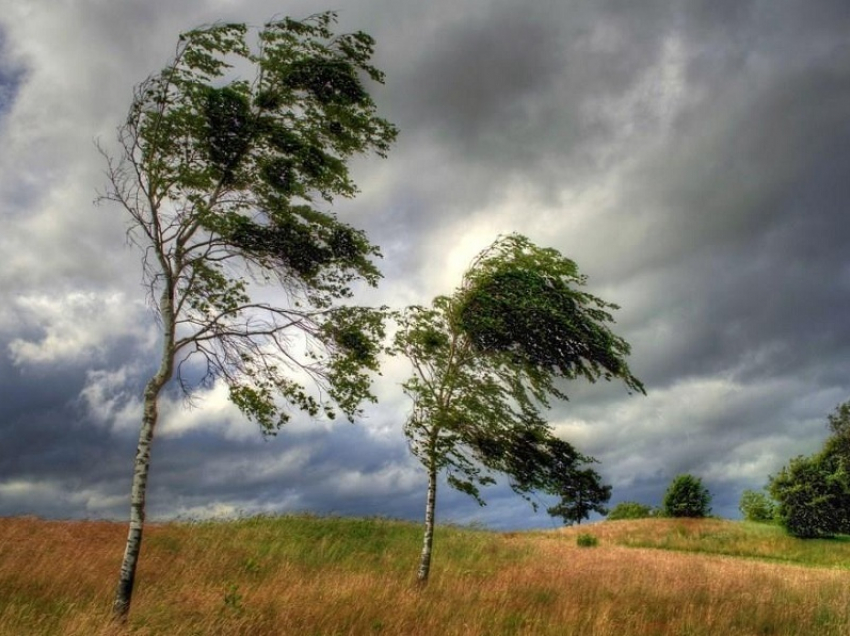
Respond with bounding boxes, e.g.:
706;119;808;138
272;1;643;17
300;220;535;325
79;366;144;435
8;291;152;366
157;381;261;441
552;373;833;496
0;478;125;515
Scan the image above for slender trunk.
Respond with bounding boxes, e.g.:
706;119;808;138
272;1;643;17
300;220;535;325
417;451;438;584
112;289;175;621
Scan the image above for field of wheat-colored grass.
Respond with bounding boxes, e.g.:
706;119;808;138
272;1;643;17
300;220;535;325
1;515;848;635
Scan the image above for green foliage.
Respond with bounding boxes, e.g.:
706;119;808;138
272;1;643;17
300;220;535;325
769;401;850;539
222;583;244;615
455;234;645;399
662;474;712;518
576;533;599;547
769;454;850;538
824;400;850;463
827;401;850;438
542;455;611;526
106;18;397;617
606;501;655;521
738;489;776;523
104;11;398;428
393;233;639;525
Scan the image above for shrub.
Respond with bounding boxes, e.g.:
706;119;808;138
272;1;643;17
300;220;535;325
769;454;850;538
662;474;712;518
576;533;598;547
606;501;655;521
738;489;776;523
766;402;850;539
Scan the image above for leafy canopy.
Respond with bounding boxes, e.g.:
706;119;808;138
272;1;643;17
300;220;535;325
102;12;398;430
456;235;644;399
769;401;850;538
394;234;642;510
738;489;776;523
662;474;712;518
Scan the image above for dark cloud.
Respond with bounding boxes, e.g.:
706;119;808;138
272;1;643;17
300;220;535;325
400;6;564;143
0;26;26;119
2;0;850;530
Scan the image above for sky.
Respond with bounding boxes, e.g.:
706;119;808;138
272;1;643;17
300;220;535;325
1;0;850;530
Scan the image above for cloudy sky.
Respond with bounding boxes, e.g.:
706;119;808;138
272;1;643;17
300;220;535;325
2;0;850;530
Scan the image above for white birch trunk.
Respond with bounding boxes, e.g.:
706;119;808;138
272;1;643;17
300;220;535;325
417;454;438;584
112;288;175;621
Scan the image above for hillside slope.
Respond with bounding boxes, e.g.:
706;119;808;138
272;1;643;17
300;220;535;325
1;515;848;635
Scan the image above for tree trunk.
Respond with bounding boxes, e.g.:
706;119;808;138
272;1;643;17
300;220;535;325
112;289;175;621
417;454;438;584
111;372;170;620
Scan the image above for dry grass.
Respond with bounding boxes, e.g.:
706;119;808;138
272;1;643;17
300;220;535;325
1;515;848;635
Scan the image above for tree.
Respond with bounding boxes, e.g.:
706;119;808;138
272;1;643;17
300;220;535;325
544;459;612;526
769;455;843;537
825;400;850;461
100;13;397;620
393;234;643;583
768;401;850;539
606;501;655;521
738;489;775;523
662;474;712;518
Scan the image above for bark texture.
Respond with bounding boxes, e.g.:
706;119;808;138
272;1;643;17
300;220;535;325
112;290;175;621
417;454;438;583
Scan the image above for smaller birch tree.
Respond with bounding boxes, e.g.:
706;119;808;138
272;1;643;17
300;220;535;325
101;12;396;620
393;234;643;583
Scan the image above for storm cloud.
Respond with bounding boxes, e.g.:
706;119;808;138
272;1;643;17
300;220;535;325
2;0;850;529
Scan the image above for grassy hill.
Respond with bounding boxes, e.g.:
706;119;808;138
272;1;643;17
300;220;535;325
1;515;849;635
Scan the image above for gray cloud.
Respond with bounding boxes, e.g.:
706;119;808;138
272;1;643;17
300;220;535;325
1;0;850;529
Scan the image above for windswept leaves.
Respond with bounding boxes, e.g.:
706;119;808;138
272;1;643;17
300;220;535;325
107;10;396;435
455;234;645;395
320;305;387;420
394;234;640;523
103;11;396;619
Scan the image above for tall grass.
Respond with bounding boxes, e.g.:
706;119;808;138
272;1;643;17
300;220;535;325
1;515;848;635
582;517;850;568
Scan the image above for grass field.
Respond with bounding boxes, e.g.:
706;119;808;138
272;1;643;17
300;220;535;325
1;515;848;635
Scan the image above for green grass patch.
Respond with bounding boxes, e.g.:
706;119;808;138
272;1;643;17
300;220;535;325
607;518;850;568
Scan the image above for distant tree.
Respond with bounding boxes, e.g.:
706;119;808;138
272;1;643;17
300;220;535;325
100;13;396;620
393;234;644;583
769;455;841;538
769;454;850;538
662;474;712;518
769;401;850;539
544;457;612;526
738;489;775;523
487;432;612;526
606;501;655;521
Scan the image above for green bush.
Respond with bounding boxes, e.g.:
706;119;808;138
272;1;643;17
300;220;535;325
767;402;850;539
662;474;712;518
576;533;598;547
769;454;850;538
738;489;776;523
606;501;654;520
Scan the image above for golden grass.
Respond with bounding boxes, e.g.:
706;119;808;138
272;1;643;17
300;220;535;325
1;515;848;635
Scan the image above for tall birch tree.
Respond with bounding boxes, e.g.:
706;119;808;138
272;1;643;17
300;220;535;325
393;234;643;583
100;13;397;620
